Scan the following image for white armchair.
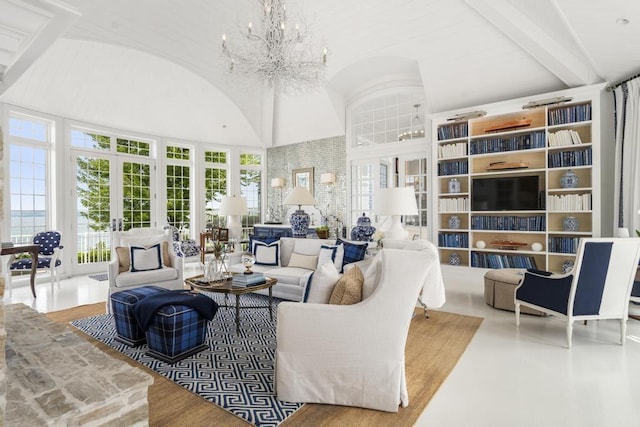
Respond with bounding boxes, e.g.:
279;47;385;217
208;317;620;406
275;248;440;412
107;228;184;313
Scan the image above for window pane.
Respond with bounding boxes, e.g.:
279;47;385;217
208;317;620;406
166;164;191;227
205;151;227;164
9;117;47;141
9;144;48;242
204;167;227;227
70;130;111;150
240;153;261;166
241;169;261;233
116;138;151;157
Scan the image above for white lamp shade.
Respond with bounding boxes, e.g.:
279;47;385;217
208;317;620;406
376;187;418;216
219;196;248;216
283;186;317;206
271;177;285;188
320;172;336;184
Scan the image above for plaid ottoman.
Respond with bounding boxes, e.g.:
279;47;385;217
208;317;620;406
110;286;169;346
145;304;209;364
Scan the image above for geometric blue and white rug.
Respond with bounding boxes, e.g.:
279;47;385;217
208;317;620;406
71;293;304;427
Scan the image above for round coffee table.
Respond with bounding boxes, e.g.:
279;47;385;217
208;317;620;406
185;274;277;334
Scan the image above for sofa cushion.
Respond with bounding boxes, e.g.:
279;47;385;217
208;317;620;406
336;239;368;272
263;267;313;287
253;240;280;266
329;265;364;305
362;252;382;300
130;243;163;272
304;261;341;303
114;266;179;287
289;252;318;270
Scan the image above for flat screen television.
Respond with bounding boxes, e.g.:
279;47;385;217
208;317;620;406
471;175;542;211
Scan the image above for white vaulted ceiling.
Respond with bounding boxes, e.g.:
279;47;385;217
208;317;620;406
0;0;638;147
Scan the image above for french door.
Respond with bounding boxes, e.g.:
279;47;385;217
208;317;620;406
70;151;156;275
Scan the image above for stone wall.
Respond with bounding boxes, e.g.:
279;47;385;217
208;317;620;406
266;135;347;236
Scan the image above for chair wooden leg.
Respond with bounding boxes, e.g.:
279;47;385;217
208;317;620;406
515;303;520;327
567;321;573;349
621;319;627;345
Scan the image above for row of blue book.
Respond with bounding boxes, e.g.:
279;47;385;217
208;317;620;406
548;148;592;168
471;252;537;269
232;272;266;287
469;131;546;155
438;160;469;176
471;215;546;231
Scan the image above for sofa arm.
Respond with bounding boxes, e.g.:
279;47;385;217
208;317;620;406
108;258;120;286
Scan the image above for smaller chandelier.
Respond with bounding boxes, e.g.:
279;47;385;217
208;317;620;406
398;104;425;141
221;0;327;93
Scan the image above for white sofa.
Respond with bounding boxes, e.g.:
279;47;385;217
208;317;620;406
227;237;371;301
275;248;443;411
107;228;184;312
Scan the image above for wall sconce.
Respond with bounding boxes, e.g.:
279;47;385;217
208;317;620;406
320;173;336;185
269;177;285;224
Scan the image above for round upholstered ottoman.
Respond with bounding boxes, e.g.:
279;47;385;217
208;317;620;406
483;269;545;316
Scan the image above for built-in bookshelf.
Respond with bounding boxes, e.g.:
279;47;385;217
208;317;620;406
431;84;613;273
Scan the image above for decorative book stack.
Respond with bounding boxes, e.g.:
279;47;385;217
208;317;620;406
232;272;266;287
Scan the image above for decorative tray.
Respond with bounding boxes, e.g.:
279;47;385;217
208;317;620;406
490;240;528;250
484;119;532;133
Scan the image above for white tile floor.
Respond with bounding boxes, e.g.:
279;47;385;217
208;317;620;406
4;263;640;426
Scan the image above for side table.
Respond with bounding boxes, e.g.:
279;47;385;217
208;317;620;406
1;244;39;297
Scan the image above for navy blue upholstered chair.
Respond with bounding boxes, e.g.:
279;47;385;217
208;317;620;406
515;237;640;348
8;230;63;289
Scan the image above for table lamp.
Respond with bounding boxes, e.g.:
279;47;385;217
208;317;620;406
219;195;248;241
283;186;317;238
376;187;418;240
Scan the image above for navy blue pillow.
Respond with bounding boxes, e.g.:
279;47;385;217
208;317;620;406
336;238;367;272
249;234;280;248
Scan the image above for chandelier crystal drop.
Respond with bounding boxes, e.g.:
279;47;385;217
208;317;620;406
221;0;327;93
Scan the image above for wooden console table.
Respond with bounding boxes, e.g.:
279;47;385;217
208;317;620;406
1;244;38;297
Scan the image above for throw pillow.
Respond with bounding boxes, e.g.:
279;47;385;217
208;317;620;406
317;245;338;269
116;246;130;273
329;265;364;305
288;252;318;270
130;243;163;272
253;240;280;266
117;241;171;272
362;252;382;300
336;238;368;272
303;261;341;303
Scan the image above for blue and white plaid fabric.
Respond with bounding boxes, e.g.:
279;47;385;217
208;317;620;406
111;286;168;346
145;304;208;363
337;238;368;271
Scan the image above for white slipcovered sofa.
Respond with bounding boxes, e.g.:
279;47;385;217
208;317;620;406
227;237;371;301
107;228;184;313
275;247;445;411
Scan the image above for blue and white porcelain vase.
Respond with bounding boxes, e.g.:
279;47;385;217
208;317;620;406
448;215;461;229
563;216;579;232
290;209;310;238
449;252;461;266
350;213;376;242
560;169;579;189
561;259;574;274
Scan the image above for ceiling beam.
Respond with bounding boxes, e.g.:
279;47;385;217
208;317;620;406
464;0;601;87
0;0;80;95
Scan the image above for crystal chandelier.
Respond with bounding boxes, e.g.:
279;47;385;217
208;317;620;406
398;104;425;141
221;0;327;93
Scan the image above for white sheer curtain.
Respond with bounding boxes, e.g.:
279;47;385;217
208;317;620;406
613;78;640;236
